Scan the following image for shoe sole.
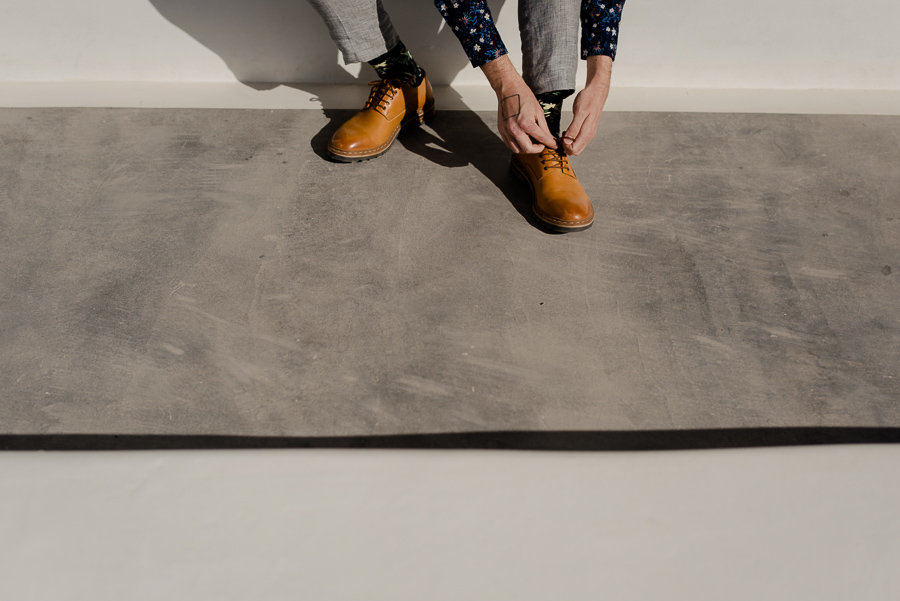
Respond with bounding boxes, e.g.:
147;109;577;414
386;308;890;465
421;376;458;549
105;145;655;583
510;159;594;233
328;101;436;163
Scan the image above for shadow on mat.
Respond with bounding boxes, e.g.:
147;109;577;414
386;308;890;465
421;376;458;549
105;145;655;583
308;103;565;234
4;428;899;451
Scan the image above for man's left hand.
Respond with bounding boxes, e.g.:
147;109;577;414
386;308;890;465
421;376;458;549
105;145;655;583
562;55;613;156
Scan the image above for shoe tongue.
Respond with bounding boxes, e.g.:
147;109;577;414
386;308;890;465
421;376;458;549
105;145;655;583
375;78;402;90
544;147;565;161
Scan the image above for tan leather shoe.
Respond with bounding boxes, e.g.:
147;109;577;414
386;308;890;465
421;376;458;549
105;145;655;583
511;147;594;232
328;74;435;162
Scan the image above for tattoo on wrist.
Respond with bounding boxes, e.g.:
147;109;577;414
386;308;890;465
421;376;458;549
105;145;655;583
501;94;521;120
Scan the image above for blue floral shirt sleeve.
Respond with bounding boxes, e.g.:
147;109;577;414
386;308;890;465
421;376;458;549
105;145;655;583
434;0;508;68
581;0;625;60
435;1;625;67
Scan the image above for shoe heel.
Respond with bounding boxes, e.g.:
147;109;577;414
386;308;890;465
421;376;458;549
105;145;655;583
417;100;436;125
402;104;434;130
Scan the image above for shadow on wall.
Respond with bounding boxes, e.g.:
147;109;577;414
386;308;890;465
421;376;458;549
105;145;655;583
146;0;502;89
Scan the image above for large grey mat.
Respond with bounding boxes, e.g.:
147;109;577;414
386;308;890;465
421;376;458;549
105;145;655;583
1;108;898;447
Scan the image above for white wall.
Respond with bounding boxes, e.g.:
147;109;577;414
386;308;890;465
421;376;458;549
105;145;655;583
2;0;900;90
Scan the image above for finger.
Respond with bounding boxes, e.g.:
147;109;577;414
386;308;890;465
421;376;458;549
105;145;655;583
508;119;546;153
564;112;587;145
498;118;518;152
560;122;583;154
515;127;545;153
522;120;556;149
509;131;535;154
568;132;590;156
501;132;520;154
514;133;544;154
570;138;586;156
501;122;525;154
569;113;601;155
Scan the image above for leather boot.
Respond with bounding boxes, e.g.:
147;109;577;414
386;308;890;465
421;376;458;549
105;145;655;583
328;74;435;162
511;147;594;232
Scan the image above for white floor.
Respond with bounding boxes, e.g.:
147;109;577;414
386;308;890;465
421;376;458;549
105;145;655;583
2;445;898;600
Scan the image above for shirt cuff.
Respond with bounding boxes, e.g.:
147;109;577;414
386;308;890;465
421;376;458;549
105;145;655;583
581;0;624;61
434;0;509;68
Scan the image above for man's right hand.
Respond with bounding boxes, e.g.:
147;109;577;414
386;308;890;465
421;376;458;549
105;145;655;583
481;55;556;154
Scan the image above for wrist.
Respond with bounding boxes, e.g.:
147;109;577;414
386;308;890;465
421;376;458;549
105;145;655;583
480;55;523;96
585;55;613;88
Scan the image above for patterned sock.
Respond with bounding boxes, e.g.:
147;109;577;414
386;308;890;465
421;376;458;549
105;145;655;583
535;89;574;139
368;42;425;87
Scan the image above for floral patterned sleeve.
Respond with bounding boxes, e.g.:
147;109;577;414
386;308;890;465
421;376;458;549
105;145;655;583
433;0;508;67
581;0;625;60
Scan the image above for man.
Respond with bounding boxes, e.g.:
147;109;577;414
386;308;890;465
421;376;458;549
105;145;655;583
308;0;625;232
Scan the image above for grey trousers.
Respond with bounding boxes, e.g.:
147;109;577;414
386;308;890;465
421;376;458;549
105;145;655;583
306;0;579;94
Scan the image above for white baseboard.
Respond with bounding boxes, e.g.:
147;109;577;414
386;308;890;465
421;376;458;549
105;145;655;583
2;81;899;115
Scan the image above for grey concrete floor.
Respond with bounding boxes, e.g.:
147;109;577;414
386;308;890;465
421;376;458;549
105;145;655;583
1;108;898;438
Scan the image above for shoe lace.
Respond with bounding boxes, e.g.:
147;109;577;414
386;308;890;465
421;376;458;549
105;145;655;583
364;79;400;115
540;146;574;175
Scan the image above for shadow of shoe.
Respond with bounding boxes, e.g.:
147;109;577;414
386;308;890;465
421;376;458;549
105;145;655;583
397;113;469;168
399;98;567;234
308;108;354;162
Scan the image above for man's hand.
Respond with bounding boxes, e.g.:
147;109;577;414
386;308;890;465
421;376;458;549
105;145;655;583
481;55;556;154
562;55;613;156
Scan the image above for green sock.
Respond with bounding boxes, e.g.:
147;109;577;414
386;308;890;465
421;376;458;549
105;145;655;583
535;89;574;139
368;42;425;87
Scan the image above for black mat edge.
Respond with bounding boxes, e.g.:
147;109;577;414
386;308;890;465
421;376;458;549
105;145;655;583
2;428;899;451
